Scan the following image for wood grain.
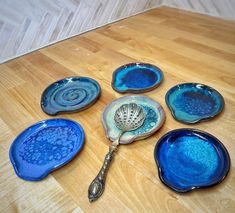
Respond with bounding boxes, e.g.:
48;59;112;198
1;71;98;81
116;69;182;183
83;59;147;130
0;7;235;213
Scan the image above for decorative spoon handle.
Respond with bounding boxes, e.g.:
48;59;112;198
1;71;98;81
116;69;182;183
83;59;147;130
88;139;119;202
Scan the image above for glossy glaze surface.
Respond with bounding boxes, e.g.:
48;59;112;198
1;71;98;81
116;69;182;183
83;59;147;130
154;129;230;192
9;119;85;181
166;83;224;123
112;63;163;93
41;76;101;115
102;95;165;144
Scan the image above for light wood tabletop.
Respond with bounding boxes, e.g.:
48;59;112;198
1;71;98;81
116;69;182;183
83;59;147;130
0;7;235;213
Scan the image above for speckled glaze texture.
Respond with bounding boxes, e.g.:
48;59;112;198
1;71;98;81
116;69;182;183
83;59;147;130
41;76;101;115
165;83;224;123
154;129;230;193
112;63;163;93
102;95;165;144
9;119;85;181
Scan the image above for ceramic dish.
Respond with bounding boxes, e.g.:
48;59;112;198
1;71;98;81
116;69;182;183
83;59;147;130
9;118;85;181
112;63;163;93
165;83;224;123
41;76;101;115
154;129;230;193
102;95;165;144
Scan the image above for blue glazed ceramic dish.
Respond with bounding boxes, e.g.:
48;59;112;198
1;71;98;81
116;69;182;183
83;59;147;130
112;63;163;93
9;118;85;181
41;76;101;115
165;83;224;124
154;129;230;193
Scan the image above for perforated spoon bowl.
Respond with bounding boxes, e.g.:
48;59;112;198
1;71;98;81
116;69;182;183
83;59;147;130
88;103;146;202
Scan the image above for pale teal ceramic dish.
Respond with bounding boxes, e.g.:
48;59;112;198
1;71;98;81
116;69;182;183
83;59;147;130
102;95;165;144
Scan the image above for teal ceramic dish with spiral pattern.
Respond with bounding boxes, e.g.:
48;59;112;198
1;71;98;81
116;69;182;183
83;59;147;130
165;83;224;124
9;118;85;181
41;76;101;115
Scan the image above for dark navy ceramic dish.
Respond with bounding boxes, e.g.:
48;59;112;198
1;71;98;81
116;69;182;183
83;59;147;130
41;76;101;115
112;63;163;93
9;118;85;181
165;83;224;124
154;129;230;193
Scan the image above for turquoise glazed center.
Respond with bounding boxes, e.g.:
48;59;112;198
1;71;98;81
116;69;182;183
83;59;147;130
117;68;158;89
167;136;219;182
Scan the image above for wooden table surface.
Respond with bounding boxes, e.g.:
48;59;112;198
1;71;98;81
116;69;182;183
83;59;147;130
0;7;235;213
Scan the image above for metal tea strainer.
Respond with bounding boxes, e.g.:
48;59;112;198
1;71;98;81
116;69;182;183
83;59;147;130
88;103;146;202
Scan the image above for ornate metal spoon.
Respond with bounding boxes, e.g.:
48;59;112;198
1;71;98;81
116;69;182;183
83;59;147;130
88;103;146;202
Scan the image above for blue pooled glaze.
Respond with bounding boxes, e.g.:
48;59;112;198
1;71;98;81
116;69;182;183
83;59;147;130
41;76;101;115
9;119;85;181
112;63;163;93
154;129;230;192
166;83;224;123
131;105;158;135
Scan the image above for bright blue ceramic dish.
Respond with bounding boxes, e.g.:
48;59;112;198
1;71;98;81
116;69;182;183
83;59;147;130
154;129;230;193
165;83;224;124
9;118;85;181
112;63;163;93
41;76;101;115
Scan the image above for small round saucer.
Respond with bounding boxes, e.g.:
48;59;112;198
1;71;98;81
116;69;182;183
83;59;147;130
112;63;163;93
154;129;230;193
41;76;101;115
165;83;224;123
9;118;85;181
